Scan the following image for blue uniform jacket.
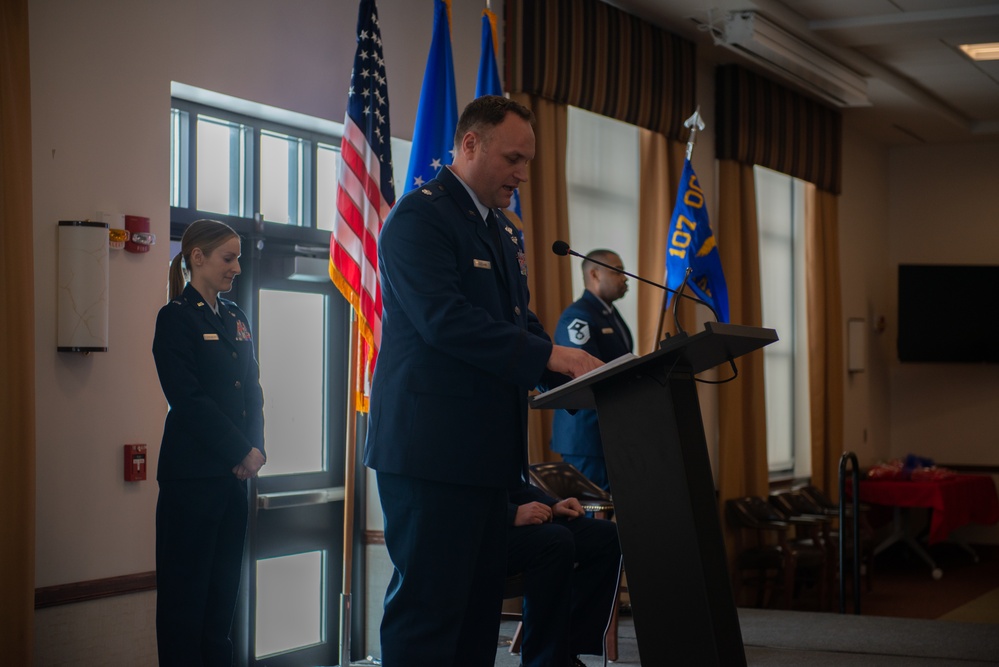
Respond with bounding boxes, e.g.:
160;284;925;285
152;283;265;480
550;290;633;458
364;167;559;489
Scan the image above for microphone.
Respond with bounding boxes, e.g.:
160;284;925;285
551;240;719;322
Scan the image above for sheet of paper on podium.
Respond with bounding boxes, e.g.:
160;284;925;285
532;352;639;411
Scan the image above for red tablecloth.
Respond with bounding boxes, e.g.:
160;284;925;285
857;475;999;544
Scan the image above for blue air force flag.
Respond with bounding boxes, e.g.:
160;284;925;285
475;7;525;250
404;0;458;193
665;159;730;323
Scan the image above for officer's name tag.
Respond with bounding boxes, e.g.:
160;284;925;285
203;333;220;340
601;327;614;334
473;259;492;269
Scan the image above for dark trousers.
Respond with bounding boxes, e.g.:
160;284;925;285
508;516;621;667
377;471;508;667
156;476;248;667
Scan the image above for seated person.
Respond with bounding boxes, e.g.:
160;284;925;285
508;481;621;667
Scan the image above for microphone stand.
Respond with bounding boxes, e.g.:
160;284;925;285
552;243;719;323
663;267;693;338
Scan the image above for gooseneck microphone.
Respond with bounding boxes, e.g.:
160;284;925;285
552;240;738;384
551;240;720;322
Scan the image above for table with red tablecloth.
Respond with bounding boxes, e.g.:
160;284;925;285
853;474;999;578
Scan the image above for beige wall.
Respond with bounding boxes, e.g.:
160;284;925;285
885;141;999;544
839;127;893;467
886;141;999;466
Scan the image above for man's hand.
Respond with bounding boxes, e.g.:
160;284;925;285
513;501;554;526
547;345;603;379
233;447;266;481
513;498;586;526
552;498;585;520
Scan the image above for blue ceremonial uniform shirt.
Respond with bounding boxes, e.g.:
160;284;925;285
364;166;561;489
551;290;633;460
152;283;265;480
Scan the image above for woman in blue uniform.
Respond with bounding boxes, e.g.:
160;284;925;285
152;219;265;666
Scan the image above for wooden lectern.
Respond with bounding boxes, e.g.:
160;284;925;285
532;321;778;666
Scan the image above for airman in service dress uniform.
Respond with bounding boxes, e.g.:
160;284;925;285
152;219;265;667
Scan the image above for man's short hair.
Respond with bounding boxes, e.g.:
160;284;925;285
453;95;535;147
581;249;619;281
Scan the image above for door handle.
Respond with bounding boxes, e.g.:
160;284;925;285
257;486;346;510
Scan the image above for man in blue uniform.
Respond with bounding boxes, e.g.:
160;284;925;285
363;96;603;667
508;482;621;667
551;249;633;490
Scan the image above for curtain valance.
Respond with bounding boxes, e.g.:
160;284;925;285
505;0;696;141
716;65;842;194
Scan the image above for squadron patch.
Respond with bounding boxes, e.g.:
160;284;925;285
566;318;591;345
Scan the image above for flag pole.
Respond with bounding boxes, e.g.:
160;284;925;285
339;315;360;666
656;107;707;345
683;106;705;159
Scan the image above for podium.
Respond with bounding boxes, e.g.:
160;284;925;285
532;321;778;666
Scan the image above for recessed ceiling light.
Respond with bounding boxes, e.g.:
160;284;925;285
959;43;999;61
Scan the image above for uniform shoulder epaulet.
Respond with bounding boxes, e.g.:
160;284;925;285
416;181;448;201
170;299;183;306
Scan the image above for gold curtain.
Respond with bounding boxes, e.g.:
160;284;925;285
636;130;689;354
715;64;846;501
0;0;37;662
805;187;845;498
716;160;769;506
511;93;573;465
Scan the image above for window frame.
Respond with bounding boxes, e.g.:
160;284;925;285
171;97;339;230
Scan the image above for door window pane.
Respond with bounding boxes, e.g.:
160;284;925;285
255;551;325;657
257;289;326;475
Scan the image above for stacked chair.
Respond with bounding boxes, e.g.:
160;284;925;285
725;495;828;609
795;484;876;597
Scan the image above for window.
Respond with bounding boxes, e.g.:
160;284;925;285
170;98;332;227
565;106;641;334
755;166;811;478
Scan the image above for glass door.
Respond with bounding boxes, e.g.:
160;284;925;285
235;243;356;667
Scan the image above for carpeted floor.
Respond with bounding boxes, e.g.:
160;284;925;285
493;541;999;666
839;541;999;619
494;610;999;666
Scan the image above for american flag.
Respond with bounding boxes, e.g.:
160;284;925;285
330;0;395;409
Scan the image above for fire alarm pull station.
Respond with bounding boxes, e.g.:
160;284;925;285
124;444;147;481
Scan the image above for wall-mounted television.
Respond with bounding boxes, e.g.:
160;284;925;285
897;264;999;363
